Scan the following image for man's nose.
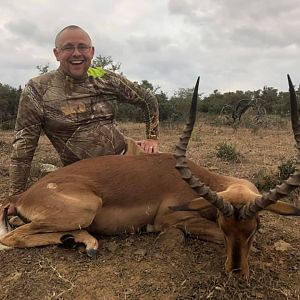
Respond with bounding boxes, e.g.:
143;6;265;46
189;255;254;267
72;47;82;55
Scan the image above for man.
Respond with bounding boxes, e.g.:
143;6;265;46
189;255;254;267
9;25;159;196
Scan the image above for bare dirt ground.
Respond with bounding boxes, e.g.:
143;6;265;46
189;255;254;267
0;119;299;300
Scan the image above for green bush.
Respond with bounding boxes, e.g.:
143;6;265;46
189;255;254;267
215;142;241;162
252;168;278;191
278;158;296;180
252;158;296;191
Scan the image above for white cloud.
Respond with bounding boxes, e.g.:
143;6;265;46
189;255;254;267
0;0;300;95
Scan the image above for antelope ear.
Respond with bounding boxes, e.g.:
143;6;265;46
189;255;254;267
169;197;212;212
265;201;300;216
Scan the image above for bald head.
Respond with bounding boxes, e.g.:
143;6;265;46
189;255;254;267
53;25;95;79
55;25;92;47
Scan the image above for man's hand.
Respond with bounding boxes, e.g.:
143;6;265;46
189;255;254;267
137;139;159;154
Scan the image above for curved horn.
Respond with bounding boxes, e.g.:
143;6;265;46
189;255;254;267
240;74;300;219
175;77;234;217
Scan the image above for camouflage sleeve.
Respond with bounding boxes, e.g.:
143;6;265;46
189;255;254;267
9;82;43;195
112;73;159;139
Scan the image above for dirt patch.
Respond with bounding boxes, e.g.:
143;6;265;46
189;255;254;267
0;122;299;300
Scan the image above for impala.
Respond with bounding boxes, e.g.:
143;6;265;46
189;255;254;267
0;76;299;278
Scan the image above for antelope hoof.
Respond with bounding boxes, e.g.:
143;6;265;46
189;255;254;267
86;248;98;259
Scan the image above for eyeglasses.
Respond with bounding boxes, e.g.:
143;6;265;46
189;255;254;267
57;44;92;54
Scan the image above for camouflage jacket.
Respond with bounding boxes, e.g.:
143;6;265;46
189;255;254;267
10;67;159;195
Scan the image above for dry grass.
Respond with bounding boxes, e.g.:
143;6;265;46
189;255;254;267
0;119;299;300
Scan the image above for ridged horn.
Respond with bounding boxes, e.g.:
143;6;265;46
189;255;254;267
175;77;234;217
240;74;300;219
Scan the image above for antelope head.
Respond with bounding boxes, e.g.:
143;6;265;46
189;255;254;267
173;76;300;278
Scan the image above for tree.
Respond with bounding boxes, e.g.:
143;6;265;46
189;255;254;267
156;91;171;121
115;79;154;122
115;79;171;122
92;55;121;72
0;83;21;129
36;63;50;75
167;87;198;122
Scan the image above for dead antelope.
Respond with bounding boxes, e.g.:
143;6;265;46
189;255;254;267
0;76;299;279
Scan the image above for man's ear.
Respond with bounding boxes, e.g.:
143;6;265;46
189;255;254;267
53;48;60;61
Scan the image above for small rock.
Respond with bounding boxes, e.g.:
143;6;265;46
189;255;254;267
209;166;219;172
257;228;265;234
134;248;147;256
154;253;163;259
105;241;118;253
9;271;22;282
255;292;265;299
146;224;155;232
274;240;292;252
40;163;58;177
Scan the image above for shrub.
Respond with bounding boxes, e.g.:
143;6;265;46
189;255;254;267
215;142;241;162
252;168;278;191
252;158;296;191
278;158;296;181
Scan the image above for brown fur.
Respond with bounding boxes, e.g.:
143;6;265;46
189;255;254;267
1;152;299;278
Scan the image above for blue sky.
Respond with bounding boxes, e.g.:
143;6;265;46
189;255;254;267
1;0;300;96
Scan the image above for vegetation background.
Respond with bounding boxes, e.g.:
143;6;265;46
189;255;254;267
0;56;299;299
1;55;299;130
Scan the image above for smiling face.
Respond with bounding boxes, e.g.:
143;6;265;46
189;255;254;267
53;28;94;79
